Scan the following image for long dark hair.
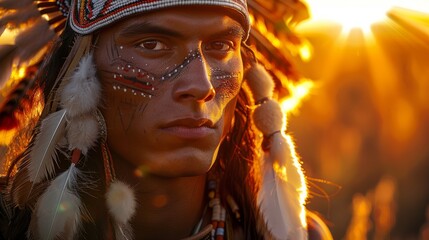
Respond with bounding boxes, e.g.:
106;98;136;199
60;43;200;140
217;87;265;239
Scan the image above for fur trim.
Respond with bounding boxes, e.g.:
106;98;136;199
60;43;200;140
106;181;136;225
60;54;100;118
66;113;99;155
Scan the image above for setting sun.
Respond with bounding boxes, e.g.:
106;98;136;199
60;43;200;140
305;0;429;34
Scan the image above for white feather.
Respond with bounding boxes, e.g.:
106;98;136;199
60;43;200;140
258;133;308;240
60;54;101;118
28;109;67;184
106;181;136;225
66;113;99;155
114;224;133;240
35;165;82;240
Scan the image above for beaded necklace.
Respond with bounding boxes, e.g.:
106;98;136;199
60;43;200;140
101;143;242;239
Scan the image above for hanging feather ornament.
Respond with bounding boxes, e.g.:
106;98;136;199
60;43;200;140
28;109;67;184
29;53;101;239
246;63;308;240
34;159;83;240
59;54;100;118
106;181;137;240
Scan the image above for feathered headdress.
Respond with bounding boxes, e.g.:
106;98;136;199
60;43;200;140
0;0;311;239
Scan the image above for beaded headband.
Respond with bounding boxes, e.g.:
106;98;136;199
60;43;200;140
65;0;250;36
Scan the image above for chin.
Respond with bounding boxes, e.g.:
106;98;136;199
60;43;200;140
142;148;218;178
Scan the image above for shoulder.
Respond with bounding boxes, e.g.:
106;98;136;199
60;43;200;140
307;211;334;240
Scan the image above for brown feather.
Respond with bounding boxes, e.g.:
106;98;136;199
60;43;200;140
0;24;5;36
0;67;38;131
247;0;310;98
0;0;34;9
0;44;16;88
15;19;55;63
0;4;40;27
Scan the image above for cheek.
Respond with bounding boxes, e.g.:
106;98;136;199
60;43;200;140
98;62;160;100
101;84;151;136
210;58;243;101
215;78;241;100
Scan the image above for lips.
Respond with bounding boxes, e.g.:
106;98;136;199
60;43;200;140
160;118;216;139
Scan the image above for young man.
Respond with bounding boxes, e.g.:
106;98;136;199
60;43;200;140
0;0;331;239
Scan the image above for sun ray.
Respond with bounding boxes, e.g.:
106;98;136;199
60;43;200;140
304;0;429;37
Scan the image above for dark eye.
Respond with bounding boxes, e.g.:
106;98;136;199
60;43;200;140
206;41;234;51
139;40;169;50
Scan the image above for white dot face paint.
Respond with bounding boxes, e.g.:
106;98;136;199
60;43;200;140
101;47;242;102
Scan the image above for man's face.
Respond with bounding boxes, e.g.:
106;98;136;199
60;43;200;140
95;6;245;177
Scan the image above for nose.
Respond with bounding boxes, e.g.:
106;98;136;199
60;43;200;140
172;54;215;103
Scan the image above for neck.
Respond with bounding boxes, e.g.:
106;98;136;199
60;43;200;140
113;155;207;239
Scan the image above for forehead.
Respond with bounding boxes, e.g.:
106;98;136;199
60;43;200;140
102;6;245;38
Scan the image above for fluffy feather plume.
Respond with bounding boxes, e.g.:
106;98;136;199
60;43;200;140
66;113;99;155
245;64;275;102
34;165;82;240
60;54;101;118
106;181;136;240
0;45;15;88
247;63;308;239
252;99;284;135
28;109;67;184
106;181;136;224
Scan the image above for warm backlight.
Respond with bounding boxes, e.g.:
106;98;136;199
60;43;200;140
305;0;429;34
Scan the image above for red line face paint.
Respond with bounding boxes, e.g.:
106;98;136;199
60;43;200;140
103;48;242;102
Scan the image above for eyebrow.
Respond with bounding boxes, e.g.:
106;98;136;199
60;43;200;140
118;22;245;40
119;22;184;38
211;25;246;40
